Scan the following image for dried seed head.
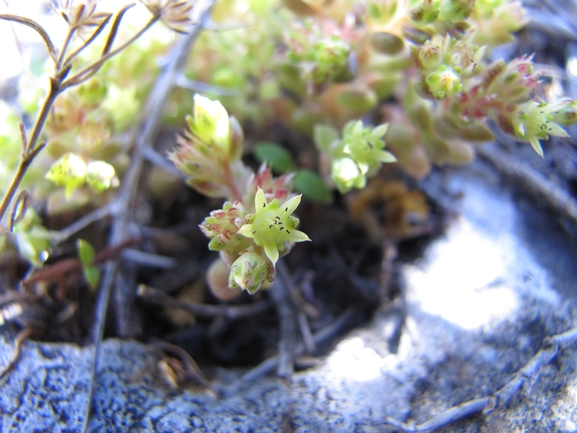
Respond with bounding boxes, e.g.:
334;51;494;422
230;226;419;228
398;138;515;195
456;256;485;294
139;0;196;33
54;0;111;38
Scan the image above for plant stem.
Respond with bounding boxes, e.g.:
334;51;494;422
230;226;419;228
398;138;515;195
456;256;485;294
60;15;160;90
225;161;244;203
56;27;76;71
0;82;59;222
0;13;159;224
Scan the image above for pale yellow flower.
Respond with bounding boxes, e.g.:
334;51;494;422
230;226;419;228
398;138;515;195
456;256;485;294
238;188;310;264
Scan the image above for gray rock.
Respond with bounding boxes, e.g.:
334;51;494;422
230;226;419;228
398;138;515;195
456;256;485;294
1;161;577;432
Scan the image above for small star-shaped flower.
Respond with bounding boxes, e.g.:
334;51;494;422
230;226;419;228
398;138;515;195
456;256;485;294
238;188;310;264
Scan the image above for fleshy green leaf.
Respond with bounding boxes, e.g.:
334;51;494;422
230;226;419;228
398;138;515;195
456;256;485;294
293;169;333;204
12;209;53;266
254;142;296;174
313;124;339;153
368;3;381;19
77;238;96;266
83;265;101;290
378;150;397;163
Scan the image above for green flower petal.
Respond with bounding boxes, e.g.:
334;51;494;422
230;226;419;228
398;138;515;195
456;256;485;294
283;194;302;215
238;224;256;239
284;229;310;243
263;241;279;264
255;187;267;209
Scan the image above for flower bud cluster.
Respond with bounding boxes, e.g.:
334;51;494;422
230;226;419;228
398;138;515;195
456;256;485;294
139;0;195;33
441;52;575;157
406;31;577;160
475;56;541;106
280;20;356;95
54;0;111;39
411;34;485;100
45;153;117;199
169;94;249;199
366;0;475;43
245;163;295;205
200;201;251;254
38;77;134;207
198;186;309;295
503;100;575;157
172;96;310;296
178;0;575;174
314;120;396;193
471;0;527;46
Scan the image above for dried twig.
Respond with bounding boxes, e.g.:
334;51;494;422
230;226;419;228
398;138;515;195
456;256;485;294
222;307;359;396
383;326;577;432
80;2;216;423
0;291;30;308
55;203;113;243
146;260;200;294
137;284;272;320
0;327;35;382
22;257;79;287
121;249;176;268
277;261;317;353
142;147;189;179
150;340;210;388
477;146;577;226
80;260;117;433
0;14;57;62
175;74;241;96
77;0;214;404
8;190;30;232
60;13;160;89
269;275;299;379
297;312;316;354
22;239;139;287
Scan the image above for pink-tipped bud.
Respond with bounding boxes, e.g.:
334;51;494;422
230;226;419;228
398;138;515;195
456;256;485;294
418;44;442;70
200;201;251;252
228;116;244;161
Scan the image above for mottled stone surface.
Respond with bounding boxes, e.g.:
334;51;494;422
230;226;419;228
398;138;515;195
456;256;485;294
1;161;576;432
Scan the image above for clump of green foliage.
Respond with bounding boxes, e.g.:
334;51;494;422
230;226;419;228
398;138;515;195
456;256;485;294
173;0;576;296
0;0;576;297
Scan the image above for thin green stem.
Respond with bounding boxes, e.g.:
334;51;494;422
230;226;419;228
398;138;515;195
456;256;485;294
61;15;160;90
